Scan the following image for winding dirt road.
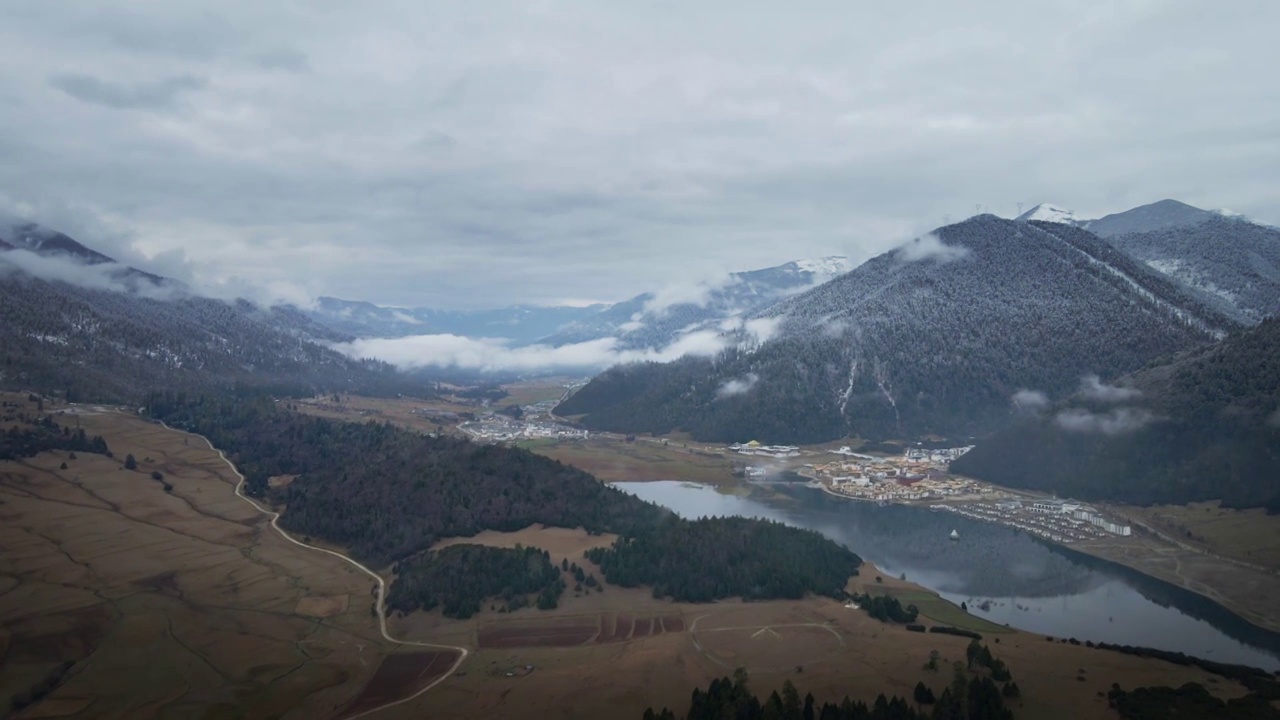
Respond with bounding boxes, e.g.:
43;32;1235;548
161;420;469;719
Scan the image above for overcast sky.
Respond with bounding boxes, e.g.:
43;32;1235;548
2;1;1277;309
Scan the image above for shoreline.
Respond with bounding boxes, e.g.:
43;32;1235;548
807;477;1280;639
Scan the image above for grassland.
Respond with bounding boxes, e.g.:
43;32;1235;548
1120;501;1280;571
500;378;579;407
515;437;737;484
0;394;390;719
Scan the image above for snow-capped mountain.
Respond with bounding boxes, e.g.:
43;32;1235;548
1015;203;1080;225
557;215;1238;444
309;255;855;353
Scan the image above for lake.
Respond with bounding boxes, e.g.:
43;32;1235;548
614;480;1280;671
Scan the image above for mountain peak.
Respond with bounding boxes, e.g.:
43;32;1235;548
1082;199;1216;237
791;256;854;277
1016;203;1079;225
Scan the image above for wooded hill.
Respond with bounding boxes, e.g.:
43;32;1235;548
558;216;1236;444
585;516;861;602
387;544;566;618
145;393;866;604
951;317;1280;510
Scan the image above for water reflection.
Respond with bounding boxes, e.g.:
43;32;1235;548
616;480;1280;671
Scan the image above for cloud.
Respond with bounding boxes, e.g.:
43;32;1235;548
718;315;784;345
1054;407;1154;435
895;233;971;263
248;48;309;72
0;248;182;300
3;2;1280;309
48;73;208;110
641;274;738;316
716;373;759;399
1011;389;1050;413
390;310;422;324
333;328;728;373
1078;374;1141;403
1269;407;1280;428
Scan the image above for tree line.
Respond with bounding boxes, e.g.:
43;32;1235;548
585;516;862;602
0;415;110;460
387;544;565;618
644;663;1016;720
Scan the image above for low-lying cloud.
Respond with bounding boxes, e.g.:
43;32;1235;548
1055;407;1154;435
0;248;182;300
641;274;739;316
1011;389;1050;413
716;373;759;399
895;233;971;264
718;315;784;346
1079;374;1141;403
334;329;729;373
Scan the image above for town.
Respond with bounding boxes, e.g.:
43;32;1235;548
800;444;1132;543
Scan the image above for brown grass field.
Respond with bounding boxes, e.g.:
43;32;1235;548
0;394;389;719
1;394;1268;719
1121;501;1280;571
517;436;738;484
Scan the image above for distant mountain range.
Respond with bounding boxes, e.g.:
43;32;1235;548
1013;200;1280;325
556;214;1241;444
3;196;1276;415
0;217;414;402
951;316;1280;511
308;256;855;351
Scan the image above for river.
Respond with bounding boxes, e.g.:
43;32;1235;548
614;480;1280;672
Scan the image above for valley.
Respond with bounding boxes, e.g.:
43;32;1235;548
5;6;1279;717
5;394;1277;719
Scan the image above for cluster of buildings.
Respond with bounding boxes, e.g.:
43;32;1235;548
459;414;589;443
904;446;974;463
1031;499;1132;536
936;499;1131;544
728;441;801;458
810;446;992;503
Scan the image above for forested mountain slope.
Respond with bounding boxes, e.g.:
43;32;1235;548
950;317;1280;510
0;220;416;401
557;216;1236;444
146;393;864;602
1105;216;1280;325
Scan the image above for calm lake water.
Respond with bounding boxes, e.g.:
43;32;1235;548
614;480;1280;672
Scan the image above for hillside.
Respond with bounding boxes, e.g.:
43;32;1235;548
1105;216;1280;324
0;220;417;401
950;317;1280;510
557;216;1236;444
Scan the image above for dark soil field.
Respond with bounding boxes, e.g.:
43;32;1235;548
339;651;460;719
